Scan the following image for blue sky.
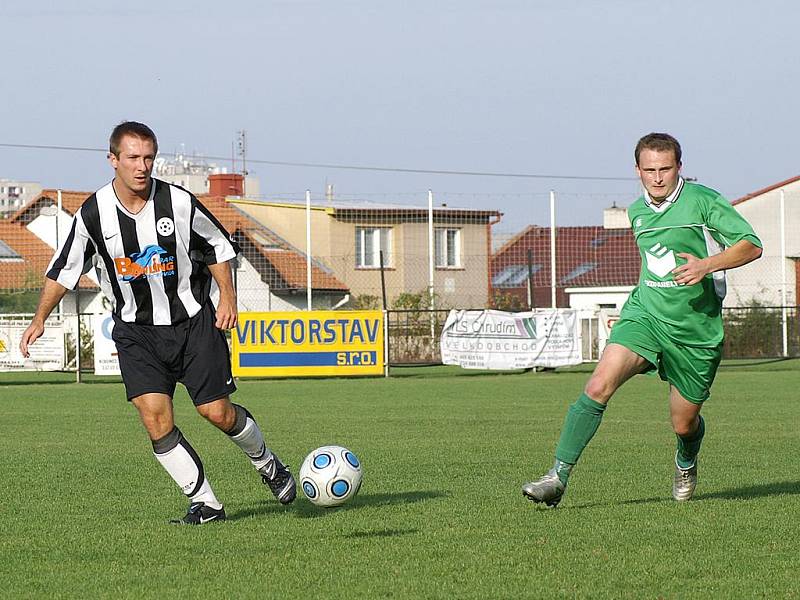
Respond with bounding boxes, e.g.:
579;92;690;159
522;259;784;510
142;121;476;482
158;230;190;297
1;1;797;229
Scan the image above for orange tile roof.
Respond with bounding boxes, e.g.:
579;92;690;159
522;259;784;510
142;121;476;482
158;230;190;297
239;231;348;292
0;221;95;291
200;195;348;293
9;189;89;224
5;187;348;295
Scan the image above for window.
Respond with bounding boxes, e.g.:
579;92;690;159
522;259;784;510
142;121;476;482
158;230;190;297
492;264;542;288
435;228;461;268
0;240;22;262
561;262;598;283
355;227;392;268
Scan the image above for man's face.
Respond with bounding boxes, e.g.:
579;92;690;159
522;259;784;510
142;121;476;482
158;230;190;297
636;148;681;203
109;135;156;195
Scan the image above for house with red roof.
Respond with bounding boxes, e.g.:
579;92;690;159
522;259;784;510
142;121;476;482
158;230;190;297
1;181;349;314
490;209;640;311
2;190;100;314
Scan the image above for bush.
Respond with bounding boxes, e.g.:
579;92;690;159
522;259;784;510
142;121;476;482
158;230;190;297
723;301;786;358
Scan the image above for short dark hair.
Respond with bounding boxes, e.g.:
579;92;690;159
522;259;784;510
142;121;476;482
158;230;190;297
635;133;681;165
109;121;158;156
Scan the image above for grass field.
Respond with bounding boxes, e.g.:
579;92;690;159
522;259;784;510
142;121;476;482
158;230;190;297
2;360;799;599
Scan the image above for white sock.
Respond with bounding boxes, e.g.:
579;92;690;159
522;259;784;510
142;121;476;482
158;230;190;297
153;428;222;510
229;416;273;471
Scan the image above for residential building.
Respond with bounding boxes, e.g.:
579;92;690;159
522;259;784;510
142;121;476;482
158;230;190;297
728;177;800;307
1;183;347;314
491;207;640;311
153;153;260;198
232;198;502;309
0;179;42;217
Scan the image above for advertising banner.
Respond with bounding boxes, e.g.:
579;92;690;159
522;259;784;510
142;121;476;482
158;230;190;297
0;319;65;371
440;309;582;370
92;313;121;376
231;310;384;377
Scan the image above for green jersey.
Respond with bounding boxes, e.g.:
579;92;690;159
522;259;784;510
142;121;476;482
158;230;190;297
622;179;761;347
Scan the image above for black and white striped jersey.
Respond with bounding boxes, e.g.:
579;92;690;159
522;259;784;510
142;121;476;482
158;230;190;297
46;178;240;325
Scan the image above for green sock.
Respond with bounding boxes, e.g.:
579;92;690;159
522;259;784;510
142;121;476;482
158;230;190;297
554;393;607;483
553;459;574;485
676;415;705;469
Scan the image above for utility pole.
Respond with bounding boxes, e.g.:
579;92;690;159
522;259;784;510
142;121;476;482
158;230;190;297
237;129;247;196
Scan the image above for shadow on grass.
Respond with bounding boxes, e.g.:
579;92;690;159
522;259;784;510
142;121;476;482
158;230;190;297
228;490;447;521
718;358;798;370
536;480;800;511
344;528;419;539
694;480;800;501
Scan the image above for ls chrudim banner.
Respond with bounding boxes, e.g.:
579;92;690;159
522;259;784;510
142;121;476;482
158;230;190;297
232;311;384;377
440;309;582;370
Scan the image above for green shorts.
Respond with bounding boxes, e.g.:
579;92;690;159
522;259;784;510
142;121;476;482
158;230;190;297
608;315;722;404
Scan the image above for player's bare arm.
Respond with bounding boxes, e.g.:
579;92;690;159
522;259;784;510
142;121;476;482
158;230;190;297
19;278;70;357
672;240;763;286
208;260;238;330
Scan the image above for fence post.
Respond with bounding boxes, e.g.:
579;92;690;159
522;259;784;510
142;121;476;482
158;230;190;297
306;189;312;311
383;309;390;378
379;250;387;310
56;190;63;319
550;190;556;308
427;190;435;340
75;290;82;383
780;190;788;357
527;248;535;310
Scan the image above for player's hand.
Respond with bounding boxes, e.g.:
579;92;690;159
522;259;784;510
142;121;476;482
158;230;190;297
215;296;238;330
672;253;710;286
19;320;45;358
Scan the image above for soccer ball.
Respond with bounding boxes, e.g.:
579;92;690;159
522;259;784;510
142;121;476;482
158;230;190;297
299;445;363;507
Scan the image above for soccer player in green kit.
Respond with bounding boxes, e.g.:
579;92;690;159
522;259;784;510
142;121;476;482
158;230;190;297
522;133;763;506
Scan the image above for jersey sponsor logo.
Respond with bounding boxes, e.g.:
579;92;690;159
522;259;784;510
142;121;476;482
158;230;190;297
645;242;676;278
156;217;175;237
645;280;679;288
113;244;176;282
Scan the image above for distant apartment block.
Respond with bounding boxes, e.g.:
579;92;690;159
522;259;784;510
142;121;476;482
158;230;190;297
0;179;42;217
153;153;260;198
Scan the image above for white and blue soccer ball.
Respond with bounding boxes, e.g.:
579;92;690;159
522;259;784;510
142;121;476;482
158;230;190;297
299;445;363;507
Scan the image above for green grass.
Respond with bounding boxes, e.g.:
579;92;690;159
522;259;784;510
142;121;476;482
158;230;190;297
2;360;799;599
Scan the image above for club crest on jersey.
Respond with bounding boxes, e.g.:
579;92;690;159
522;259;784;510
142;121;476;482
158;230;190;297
645;242;676;278
114;244;176;282
156;217;175;237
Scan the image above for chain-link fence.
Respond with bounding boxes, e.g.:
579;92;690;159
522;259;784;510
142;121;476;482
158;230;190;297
2;186;799;370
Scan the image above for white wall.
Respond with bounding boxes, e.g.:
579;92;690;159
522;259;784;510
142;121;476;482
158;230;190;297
566;286;633;310
726;181;800;307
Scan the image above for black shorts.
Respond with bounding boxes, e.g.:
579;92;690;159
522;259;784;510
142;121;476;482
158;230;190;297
112;302;237;405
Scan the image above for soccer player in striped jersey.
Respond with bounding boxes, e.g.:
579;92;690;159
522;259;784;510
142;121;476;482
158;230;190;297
523;133;763;506
20;121;296;524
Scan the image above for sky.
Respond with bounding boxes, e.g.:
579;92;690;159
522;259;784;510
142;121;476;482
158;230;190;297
1;0;798;231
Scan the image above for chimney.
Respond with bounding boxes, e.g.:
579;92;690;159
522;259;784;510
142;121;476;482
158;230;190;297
326;183;334;203
603;202;629;229
208;173;244;197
